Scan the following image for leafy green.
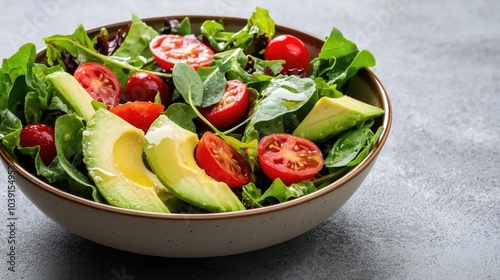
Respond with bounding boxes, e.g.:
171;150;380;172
163;103;198;133
311;27;376;89
197;65;226;107
172;63;204;106
244;75;316;138
44;20;169;87
325;119;384;170
242;179;317;208
54;114;103;202
200;6;275;54
0;44;33;110
0;109;22;156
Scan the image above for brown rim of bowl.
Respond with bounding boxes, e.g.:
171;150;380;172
0;15;392;221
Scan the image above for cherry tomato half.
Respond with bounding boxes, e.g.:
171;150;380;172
258;133;324;185
198;80;249;129
73;62;122;109
195;131;252;188
109;101;164;133
19;123;57;166
264;34;309;73
125;72;170;104
150;34;214;70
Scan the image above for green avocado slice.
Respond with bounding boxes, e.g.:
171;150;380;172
82;109;172;213
144;115;246;213
293;96;384;142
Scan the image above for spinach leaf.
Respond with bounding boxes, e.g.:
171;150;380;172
172;63;204;106
311;27;376;89
164;103;198;133
55;114;103;202
324;119;384;170
242;179;317;208
197;65;226;107
244;75;316;137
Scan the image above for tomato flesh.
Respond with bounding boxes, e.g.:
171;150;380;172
198;80;249;129
73;62;122;109
125;72;170;104
258;133;323;185
150;34;214;70
195;131;251;188
20;123;57;166
264;34;309;73
109;101;164;133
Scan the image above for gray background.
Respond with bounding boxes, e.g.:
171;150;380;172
1;0;499;279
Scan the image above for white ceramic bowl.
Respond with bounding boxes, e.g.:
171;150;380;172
0;16;392;257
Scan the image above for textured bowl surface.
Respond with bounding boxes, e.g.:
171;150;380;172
0;16;392;257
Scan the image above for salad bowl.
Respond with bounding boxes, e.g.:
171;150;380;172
0;15;391;257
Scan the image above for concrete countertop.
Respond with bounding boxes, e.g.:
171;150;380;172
0;0;499;279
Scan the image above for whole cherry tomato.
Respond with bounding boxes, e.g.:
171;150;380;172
264;34;310;73
125;72;170;105
20;123;57;166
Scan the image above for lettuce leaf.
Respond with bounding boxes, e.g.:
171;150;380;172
311;27;376;89
44;15;168;87
242;178;317;208
200;6;275;54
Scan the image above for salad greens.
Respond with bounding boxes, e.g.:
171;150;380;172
0;7;384;211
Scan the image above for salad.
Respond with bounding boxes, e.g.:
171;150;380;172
0;7;384;213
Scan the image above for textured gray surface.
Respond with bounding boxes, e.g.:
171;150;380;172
0;0;499;279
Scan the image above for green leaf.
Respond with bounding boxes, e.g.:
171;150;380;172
242;179;317;208
54;114;103;202
325;119;375;168
314;77;343;98
324;119;384;171
163;103;198;133
311;27;376;89
177;17;192;35
197;65;226;107
0;109;22;156
245;75;316;136
172;63;204;106
24;92;44;124
0;43;34;111
44;21;170;88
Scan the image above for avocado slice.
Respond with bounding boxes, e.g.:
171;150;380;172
143;115;246;213
82;109;174;213
47;71;96;122
293;96;384;142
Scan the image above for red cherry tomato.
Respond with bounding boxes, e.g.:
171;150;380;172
125;72;170;104
73;62;122;109
258;133;323;185
109;101;164;133
195;131;251;188
19;123;57;166
264;34;309;73
149;34;214;70
198;80;249;129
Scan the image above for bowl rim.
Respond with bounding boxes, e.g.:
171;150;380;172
0;15;392;221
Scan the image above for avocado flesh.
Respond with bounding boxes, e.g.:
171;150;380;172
82;109;172;213
144;115;246;213
46;71;96;122
293;96;384;142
